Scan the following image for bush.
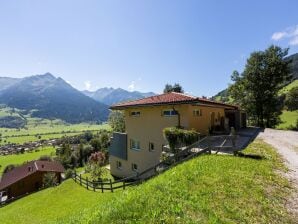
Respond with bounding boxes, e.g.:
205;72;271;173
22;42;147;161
42;172;58;188
39;155;53;161
3;164;16;174
163;127;200;154
64;169;74;179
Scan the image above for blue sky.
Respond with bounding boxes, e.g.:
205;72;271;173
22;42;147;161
0;0;298;96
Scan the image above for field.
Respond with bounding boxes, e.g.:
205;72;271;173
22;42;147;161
0;118;110;145
0;140;294;224
276;110;298;130
0;146;56;175
279;79;298;95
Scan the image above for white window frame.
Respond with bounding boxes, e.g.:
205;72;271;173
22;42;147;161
149;142;155;152
162;109;178;117
130;111;141;117
193;109;202;116
130;139;141;150
116;161;122;170
131;163;138;171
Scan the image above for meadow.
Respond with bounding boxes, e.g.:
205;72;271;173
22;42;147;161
0;140;294;224
276;110;298;130
0;117;110;145
0;146;56;175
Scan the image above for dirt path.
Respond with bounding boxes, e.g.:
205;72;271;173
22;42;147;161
258;128;298;219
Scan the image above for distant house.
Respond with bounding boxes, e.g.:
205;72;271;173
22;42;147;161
109;92;246;178
0;160;65;199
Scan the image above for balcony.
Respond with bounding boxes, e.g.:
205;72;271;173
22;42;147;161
109;132;127;160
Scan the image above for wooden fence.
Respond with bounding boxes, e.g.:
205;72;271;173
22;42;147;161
72;136;218;192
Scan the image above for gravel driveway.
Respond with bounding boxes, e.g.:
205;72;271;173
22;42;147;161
258;128;298;219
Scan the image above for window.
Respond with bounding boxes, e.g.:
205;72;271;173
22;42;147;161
130;111;140;117
163;109;178;116
149;142;155;151
131;163;138;171
130;139;141;150
193;109;202;116
116;161;122;170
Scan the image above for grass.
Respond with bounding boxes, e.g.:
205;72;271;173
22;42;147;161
0;140;294;224
279;79;298;95
276;110;298;130
0;146;56;175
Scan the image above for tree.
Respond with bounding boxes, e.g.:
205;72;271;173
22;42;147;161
42;172;58;188
285;86;298;111
229;45;292;127
163;83;184;93
108;110;125;132
90;138;101;151
87;152;106;181
3;164;16;174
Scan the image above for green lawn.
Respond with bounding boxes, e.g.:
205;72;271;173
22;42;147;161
0;140;294;224
279;79;298;95
276;110;298;130
0;146;56;175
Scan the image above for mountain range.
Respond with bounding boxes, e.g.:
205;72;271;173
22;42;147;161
0;73;109;123
0;73;156;123
82;88;155;105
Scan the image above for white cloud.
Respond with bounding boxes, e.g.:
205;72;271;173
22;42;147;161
271;32;287;41
289;36;298;46
84;81;91;90
128;81;135;91
271;25;298;45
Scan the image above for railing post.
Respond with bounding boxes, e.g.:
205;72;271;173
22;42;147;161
86;177;89;190
80;174;82;186
110;179;113;193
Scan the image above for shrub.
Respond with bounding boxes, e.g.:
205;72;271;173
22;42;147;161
42;172;58;188
3;164;16;174
163;127;200;154
39;155;53;161
64;169;74;179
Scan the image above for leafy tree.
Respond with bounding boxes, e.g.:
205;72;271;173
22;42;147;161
90;138;101;151
163;83;184;93
108;110;125;132
39;155;53;161
3;164;16;174
42;172;58;188
285;86;298;111
229;45;292;127
87;152;106;181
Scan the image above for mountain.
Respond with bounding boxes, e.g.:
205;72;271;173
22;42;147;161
0;73;109;123
83;87;156;105
286;53;298;80
0;77;21;92
213;52;298;102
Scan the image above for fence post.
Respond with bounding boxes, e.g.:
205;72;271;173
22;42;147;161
93;182;95;192
110;179;113;193
80;174;82;186
74;170;76;182
86;177;89;190
123;181;125;190
101;182;103;193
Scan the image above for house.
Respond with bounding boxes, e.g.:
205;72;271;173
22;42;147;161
0;160;65;199
109;92;246;178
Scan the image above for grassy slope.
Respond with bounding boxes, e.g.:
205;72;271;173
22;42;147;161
279;79;298;95
276;110;298;129
0;146;56;174
0;140;294;224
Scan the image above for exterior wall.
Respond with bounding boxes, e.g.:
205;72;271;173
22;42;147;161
187;105;225;134
110;104;226;178
5;171;61;198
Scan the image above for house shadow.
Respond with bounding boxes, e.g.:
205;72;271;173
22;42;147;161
235;151;264;160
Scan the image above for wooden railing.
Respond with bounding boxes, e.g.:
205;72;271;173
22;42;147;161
72;137;215;192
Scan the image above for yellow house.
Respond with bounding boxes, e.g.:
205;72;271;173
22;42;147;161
109;92;246;178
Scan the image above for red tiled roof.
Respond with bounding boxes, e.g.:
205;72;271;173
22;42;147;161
0;160;65;191
110;92;238;109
